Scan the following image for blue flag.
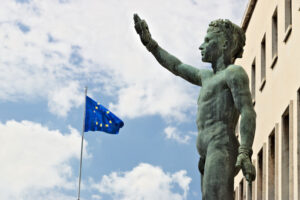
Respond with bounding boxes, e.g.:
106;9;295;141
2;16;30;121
84;96;124;134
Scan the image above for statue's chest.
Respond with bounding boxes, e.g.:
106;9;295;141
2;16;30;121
198;73;228;102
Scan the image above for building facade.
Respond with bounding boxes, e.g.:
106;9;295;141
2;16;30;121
234;0;300;199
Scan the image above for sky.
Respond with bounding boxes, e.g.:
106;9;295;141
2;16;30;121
0;0;248;199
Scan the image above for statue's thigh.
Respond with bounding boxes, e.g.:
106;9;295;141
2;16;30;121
202;144;235;200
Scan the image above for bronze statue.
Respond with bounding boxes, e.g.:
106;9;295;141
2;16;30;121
133;14;256;200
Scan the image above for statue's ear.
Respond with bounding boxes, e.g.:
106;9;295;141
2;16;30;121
223;40;229;50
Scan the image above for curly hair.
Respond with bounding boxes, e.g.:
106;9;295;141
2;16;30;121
208;19;246;61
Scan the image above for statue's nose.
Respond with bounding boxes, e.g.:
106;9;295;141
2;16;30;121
199;44;204;50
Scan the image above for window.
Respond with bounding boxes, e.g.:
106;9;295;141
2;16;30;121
247;181;252;200
285;0;292;30
252;159;256;200
268;129;275;200
271;8;278;68
284;0;292;42
298;89;300;199
251;59;256;101
257;148;263;200
235;117;240;138
239;179;244;200
282;108;289;200
260;35;266;91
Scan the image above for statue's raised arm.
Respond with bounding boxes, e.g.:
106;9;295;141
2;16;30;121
134;14;206;86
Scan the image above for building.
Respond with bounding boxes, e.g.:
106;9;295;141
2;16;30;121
234;0;300;199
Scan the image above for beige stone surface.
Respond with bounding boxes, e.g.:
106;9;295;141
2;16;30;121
234;0;300;199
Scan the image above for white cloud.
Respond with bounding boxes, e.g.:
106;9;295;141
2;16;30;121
109;78;196;120
164;126;191;144
0;120;88;199
21;191;77;200
48;81;84;117
91;194;102;200
92;163;191;200
0;0;248;119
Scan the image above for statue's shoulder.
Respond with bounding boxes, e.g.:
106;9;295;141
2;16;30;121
198;68;213;82
226;64;247;77
225;64;249;83
226;64;245;73
199;68;213;77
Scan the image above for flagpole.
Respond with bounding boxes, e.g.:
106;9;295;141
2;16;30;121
77;86;87;200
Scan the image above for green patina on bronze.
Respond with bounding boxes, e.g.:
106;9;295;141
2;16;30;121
134;14;256;200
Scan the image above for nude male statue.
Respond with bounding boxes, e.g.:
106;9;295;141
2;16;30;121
133;14;256;200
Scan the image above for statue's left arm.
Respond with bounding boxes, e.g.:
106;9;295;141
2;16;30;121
226;65;256;182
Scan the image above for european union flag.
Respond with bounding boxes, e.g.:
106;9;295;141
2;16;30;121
84;96;124;134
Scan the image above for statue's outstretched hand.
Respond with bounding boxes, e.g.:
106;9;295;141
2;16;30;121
235;152;256;183
134;14;156;51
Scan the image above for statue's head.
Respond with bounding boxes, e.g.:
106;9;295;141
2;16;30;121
199;19;245;64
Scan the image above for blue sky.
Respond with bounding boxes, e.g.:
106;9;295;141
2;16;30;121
0;0;248;199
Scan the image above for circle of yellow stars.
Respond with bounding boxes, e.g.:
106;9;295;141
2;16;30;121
93;103;112;128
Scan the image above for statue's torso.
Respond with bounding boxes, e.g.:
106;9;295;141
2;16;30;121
196;69;240;156
196;69;239;133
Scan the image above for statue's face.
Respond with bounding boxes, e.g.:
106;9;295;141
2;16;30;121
199;31;225;63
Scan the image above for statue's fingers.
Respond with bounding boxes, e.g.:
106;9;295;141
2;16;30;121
133;14;142;24
245;174;250;182
133;14;142;34
235;165;242;175
249;173;255;182
141;20;149;30
235;157;242;168
235;163;241;169
245;166;256;182
134;23;142;34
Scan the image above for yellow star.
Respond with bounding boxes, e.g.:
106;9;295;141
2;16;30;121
105;124;109;127
109;120;112;124
96;122;98;125
95;106;98;110
100;123;102;127
106;111;110;114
